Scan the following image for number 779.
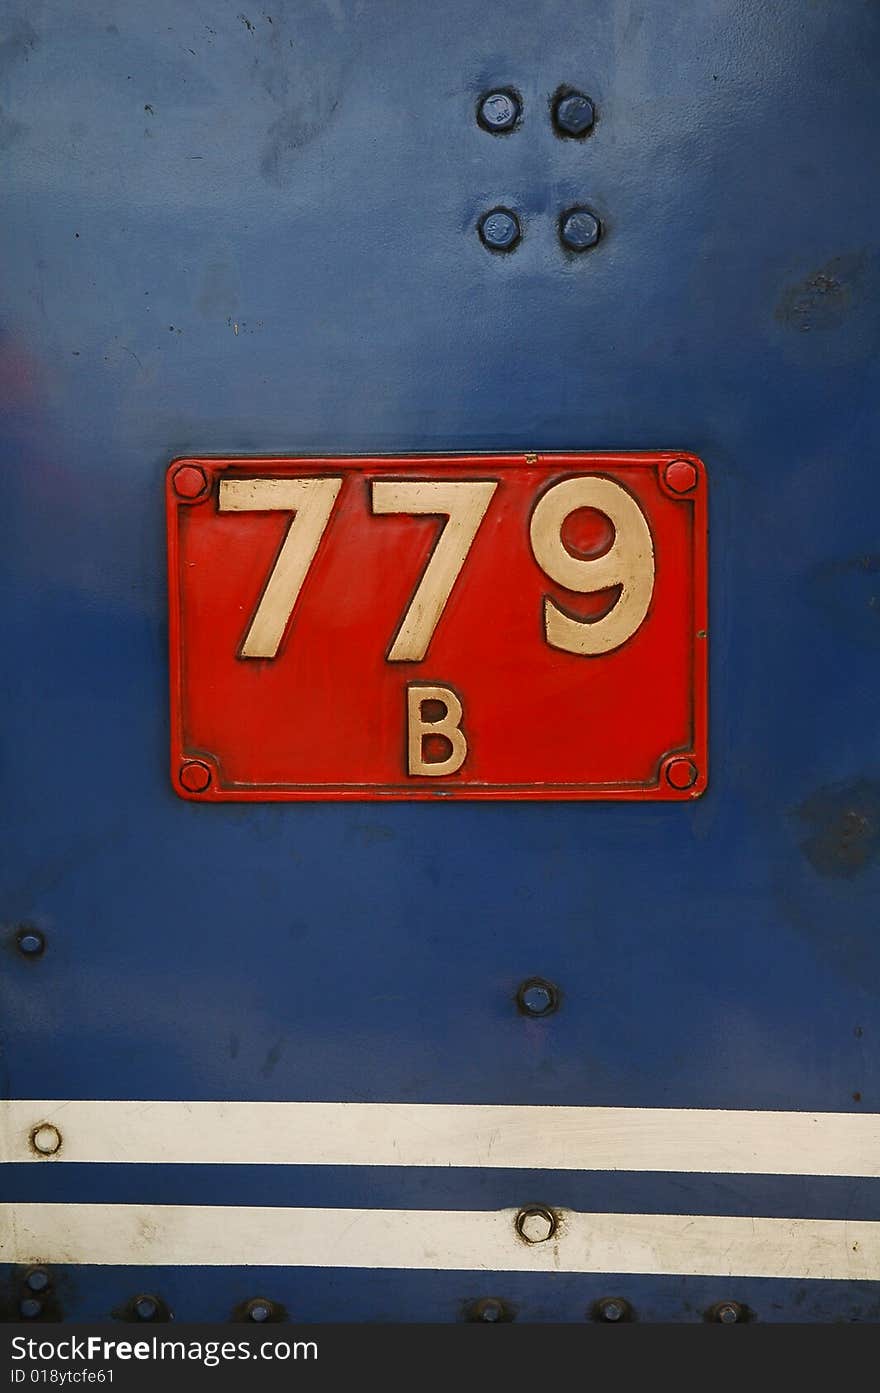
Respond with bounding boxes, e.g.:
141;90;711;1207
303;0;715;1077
217;474;655;661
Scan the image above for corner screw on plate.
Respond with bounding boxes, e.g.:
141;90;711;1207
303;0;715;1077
666;758;699;791
664;459;698;494
553;90;595;137
171;464;209;501
25;1270;50;1294
515;1206;557;1244
16;927;46;957
477;90;521;132
19;1297;43;1319
559;207;601;251
478;208;521;252
516;977;559;1017
179;760;212;793
30;1123;62;1156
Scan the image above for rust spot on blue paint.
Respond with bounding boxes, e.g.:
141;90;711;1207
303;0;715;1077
776;254;867;332
797;780;880;879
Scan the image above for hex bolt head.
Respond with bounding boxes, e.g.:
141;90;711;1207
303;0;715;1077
516;1206;557;1244
16;928;46;957
553;91;595;137
19;1297;43;1320
595;1296;630;1322
179;760;212;793
25;1269;50;1294
31;1123;62;1156
666;758;699;791
478;208;521;252
172;464;208;500
559;207;601;252
664;459;698;494
516;977;559;1017
133;1295;159;1321
713;1301;745;1324
477;90;521;132
246;1299;273;1323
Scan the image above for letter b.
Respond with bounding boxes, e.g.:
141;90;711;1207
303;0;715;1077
407;685;467;777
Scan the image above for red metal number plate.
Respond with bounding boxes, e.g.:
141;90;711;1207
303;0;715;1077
167;453;707;801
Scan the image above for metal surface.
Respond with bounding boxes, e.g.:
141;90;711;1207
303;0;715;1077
2;0;879;1323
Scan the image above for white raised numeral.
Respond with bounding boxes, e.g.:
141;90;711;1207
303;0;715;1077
371;480;498;661
218;477;342;658
529;476;655;655
218;473;654;664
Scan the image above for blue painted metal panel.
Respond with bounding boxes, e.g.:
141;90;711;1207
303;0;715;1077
2;0;879;1321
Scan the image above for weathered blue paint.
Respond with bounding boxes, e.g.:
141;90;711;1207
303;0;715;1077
1;0;879;1321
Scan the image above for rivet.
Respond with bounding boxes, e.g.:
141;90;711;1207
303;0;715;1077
713;1300;746;1324
19;1297;43;1320
469;1297;509;1323
666;758;699;791
25;1269;50;1294
595;1296;631;1322
664;459;698;494
553;90;595;137
559;207;601;252
16;928;46;957
516;977;559;1017
245;1298;273;1323
179;760;212;793
478;208;521;252
171;464;208;501
477;90;521;133
515;1206;557;1244
133;1295;159;1321
31;1123;62;1156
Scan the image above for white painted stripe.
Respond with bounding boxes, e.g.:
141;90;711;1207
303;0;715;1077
1;1100;878;1177
1;1204;876;1280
